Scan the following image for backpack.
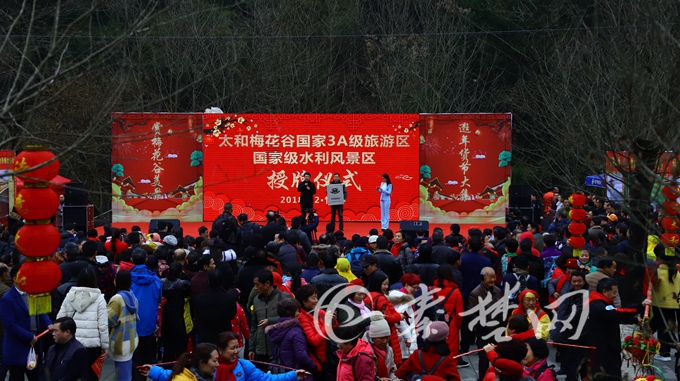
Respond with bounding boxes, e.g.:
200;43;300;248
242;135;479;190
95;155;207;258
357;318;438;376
509;274;529;304
239;222;258;247
427;287;456;323
352;352;381;381
532;361;556;381
311;339;340;378
411;350;446;381
268;343;286;374
213;213;238;244
346;249;368;272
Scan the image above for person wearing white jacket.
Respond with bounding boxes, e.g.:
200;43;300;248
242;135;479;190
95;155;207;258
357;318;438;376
387;274;421;361
57;267;109;381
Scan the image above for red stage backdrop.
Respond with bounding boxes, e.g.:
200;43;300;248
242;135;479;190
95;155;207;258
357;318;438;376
202;114;420;222
419;114;512;225
111;113;204;222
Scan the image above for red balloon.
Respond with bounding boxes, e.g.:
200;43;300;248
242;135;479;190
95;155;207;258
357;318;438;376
15;223;61;256
662;186;680;200
663;201;680;216
16;260;61;294
15;187;60;220
569;209;587;222
569;193;587;207
11;147;59;183
661;233;680;247
568;222;587;235
661;217;680;233
568;236;586;249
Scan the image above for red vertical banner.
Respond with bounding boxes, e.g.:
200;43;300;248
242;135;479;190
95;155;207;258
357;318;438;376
111;113;203;222
202;114;420;222
419;114;512;225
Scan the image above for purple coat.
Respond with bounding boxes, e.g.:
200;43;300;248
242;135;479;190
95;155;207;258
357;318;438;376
265;317;317;372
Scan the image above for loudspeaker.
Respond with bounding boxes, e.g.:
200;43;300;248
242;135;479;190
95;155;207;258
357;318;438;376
63;205;94;232
509;184;532;208
399;220;429;239
64;183;88;206
149;219;181;233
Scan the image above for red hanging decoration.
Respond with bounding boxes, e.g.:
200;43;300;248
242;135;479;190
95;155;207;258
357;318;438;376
569;193;587;208
569;208;587;222
568;236;586;249
660;233;680;247
568;222;587;236
14;186;60;220
662;186;680;200
13;146;62;315
661;217;680;232
568;192;587;253
11;147;59;183
663;201;680;216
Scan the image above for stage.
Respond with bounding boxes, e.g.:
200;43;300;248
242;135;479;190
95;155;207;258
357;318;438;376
98;220;496;241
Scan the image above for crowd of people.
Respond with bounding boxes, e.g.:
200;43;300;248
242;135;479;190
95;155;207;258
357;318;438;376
0;191;677;381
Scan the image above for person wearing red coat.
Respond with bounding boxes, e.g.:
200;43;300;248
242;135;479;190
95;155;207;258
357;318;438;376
295;285;333;374
431;265;465;359
396;321;460;381
363;271;404;366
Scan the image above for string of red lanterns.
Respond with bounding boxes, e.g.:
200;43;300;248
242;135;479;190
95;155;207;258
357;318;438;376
660;185;680;249
11;146;62;315
568;192;587;255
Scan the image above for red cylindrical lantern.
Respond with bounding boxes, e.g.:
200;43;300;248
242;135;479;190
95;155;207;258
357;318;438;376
11;146;59;183
662;186;680;200
569;193;587;207
16;260;61;294
663;201;680;216
568;222;587;235
569;209;587;222
661;233;680;247
569;236;586;249
15;223;61;257
661;217;680;233
14;186;60;220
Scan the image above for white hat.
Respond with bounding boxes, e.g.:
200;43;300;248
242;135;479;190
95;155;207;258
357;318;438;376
368;311;390;338
368;235;378;244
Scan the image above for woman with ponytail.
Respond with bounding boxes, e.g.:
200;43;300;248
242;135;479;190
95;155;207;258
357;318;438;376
651;244;680;362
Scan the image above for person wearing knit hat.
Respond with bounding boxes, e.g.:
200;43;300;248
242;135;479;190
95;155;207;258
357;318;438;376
162;234;177;247
396;321;460;381
523;338;555;381
363;311;397;380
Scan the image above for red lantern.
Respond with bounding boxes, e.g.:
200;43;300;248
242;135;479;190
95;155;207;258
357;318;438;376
568;222;587;235
661;233;680;247
569;236;586;249
569;209;587;222
569;193;587;207
662;186;680;200
11;147;59;183
14;186;60;220
16;260;61;294
661;217;680;232
15;223;61;256
663;201;680;215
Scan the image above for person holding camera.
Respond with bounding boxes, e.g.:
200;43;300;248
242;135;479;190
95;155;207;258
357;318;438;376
297;172;316;222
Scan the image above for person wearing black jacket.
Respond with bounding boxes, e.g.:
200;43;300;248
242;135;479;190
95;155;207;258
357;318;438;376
261;211;285;244
194;269;237;345
587;278;649;381
374;236;402;286
212;203;239;248
235;248;271;322
430;230;455;265
410;244;439;287
160;263;191;361
297;172;316;222
44;317;89;381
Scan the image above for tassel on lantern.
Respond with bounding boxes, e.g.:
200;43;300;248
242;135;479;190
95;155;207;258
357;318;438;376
28;293;53;315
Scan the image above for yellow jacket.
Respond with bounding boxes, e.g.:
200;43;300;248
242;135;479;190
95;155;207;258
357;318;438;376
652;264;680;309
171;368;198;381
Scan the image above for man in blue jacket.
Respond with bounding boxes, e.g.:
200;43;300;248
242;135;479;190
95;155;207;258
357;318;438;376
0;264;52;381
129;248;162;381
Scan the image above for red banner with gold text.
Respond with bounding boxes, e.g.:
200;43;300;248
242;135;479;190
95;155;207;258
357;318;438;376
202;114;420;222
419;114;512;225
